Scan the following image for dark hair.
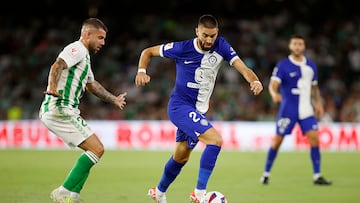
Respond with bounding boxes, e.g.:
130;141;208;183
82;18;108;32
290;34;305;41
198;14;218;28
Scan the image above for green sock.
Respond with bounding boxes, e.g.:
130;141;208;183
63;151;98;193
72;172;90;193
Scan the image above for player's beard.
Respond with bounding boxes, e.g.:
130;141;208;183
199;40;212;51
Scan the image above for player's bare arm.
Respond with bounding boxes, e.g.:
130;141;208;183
268;79;282;103
44;58;67;97
232;58;263;95
135;45;161;87
86;80;127;110
312;84;324;119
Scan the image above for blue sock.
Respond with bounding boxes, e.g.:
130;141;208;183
157;156;184;192
196;144;221;190
310;146;321;174
264;148;278;173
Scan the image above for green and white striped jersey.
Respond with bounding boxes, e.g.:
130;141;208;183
40;40;94;115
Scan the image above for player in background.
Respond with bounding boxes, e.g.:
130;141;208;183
39;18;127;203
135;14;263;203
260;34;332;186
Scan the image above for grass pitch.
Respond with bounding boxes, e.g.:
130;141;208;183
0;150;359;203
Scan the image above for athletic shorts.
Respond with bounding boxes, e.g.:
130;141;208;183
39;107;94;148
168;104;213;149
276;115;318;136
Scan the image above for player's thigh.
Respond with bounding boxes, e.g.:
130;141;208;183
40;111;93;147
300;116;319;146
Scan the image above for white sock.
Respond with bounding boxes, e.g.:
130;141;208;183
156;187;165;197
263;172;270;177
195;189;206;199
313;173;321;180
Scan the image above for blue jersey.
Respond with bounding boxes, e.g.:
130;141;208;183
271;56;319;135
160;37;239;147
160;37;239;114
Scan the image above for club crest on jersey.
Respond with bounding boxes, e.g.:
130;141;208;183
208;55;217;64
164;42;174;51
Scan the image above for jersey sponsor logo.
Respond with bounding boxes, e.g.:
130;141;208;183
164;42;174;50
184;60;195;64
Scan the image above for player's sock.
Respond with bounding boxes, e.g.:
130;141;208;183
63;151;99;193
313;173;321;180
194;188;206;200
310;146;321;174
157;156;184;192
196;144;221;190
72;173;89;193
264;147;278;174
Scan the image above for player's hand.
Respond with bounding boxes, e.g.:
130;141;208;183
114;92;127;110
135;72;151;87
250;80;263;95
43;90;61;97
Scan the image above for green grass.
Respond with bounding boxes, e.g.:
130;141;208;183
0;150;359;203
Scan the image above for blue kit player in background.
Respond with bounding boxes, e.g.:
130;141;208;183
260;34;332;186
135;14;263;203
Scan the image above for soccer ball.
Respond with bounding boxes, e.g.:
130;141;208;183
202;191;228;203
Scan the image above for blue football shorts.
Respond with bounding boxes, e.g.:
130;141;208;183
168;104;213;149
276;115;318;136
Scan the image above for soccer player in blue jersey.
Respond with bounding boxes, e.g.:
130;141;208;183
135;14;263;203
260;34;332;186
39;18;127;203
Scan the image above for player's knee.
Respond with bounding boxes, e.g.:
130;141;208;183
93;144;105;158
209;134;223;146
215;135;223;146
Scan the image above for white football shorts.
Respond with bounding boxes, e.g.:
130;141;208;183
39;107;94;148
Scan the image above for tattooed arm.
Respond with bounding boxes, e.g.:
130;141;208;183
86;81;127;110
43;58;67;97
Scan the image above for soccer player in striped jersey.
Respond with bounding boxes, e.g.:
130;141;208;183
135;14;263;203
260;34;332;186
39;18;127;203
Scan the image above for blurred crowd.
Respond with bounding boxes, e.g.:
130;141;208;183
1;1;359;122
